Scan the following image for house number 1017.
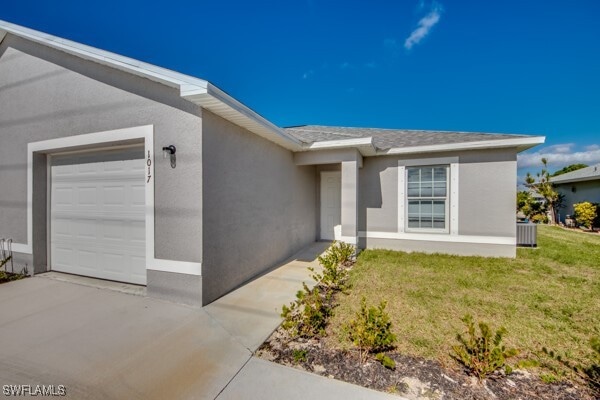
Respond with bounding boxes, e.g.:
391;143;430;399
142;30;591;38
147;150;152;183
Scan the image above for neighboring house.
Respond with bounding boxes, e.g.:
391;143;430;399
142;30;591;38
552;164;600;222
0;21;545;306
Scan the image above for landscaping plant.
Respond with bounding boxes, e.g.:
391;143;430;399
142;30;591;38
452;314;518;380
310;241;354;293
573;202;597;229
346;296;397;368
281;241;355;338
281;283;331;338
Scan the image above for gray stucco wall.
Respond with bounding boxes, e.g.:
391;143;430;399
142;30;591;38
0;35;203;273
357;148;517;238
201;111;316;304
555;180;600;221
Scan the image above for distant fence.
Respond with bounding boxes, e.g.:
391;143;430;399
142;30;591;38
516;223;537;247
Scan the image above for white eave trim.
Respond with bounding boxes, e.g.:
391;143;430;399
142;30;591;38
551;176;600;185
182;83;303;151
380;136;546;155
304;137;377;156
0;19;302;152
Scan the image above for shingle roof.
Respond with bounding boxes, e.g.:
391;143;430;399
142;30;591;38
551;163;600;184
284;125;533;151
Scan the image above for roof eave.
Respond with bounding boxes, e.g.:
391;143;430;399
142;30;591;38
552;176;600;184
303;137;377;156
0;19;303;152
379;136;546;156
182;83;303;151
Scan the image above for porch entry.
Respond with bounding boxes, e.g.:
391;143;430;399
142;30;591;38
320;171;341;240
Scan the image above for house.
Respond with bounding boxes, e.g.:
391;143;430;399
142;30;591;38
0;20;545;306
552;164;600;222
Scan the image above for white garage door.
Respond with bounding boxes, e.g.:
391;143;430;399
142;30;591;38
50;147;146;285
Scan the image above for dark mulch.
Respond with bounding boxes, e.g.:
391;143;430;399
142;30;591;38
257;331;593;400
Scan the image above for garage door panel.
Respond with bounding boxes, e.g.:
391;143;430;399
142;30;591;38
53;186;74;206
77;186;98;206
51;148;146;285
131;184;145;206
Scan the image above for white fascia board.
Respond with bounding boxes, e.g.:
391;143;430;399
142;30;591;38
0;20;303;152
0;20;198;90
305;137;377;156
552;176;600;185
206;84;303;149
380;136;546;156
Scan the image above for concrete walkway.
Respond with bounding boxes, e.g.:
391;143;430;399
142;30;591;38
0;242;399;399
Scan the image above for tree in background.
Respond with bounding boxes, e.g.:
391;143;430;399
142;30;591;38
551;163;588;177
517;190;545;219
525;158;563;224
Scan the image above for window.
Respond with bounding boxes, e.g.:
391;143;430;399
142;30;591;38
406;165;449;231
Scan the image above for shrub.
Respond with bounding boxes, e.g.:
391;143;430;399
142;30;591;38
281;283;331;338
280;241;356;339
292;349;308;363
452;314;518;380
530;213;548;224
573;202;597;229
346;296;397;365
310;241;354;292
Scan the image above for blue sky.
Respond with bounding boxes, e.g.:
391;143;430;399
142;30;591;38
2;0;599;183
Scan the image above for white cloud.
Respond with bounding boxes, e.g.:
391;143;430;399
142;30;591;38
518;143;600;168
404;3;443;50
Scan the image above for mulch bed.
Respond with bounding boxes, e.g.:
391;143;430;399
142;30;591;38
257;330;594;400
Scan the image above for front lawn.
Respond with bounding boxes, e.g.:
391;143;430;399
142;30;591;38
327;226;600;374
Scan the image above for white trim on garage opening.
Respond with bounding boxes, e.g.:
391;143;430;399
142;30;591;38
15;125;201;277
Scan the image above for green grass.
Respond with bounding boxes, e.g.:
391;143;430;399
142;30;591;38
328;226;600;371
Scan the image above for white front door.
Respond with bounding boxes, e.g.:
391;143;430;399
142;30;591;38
320;171;341;240
50;148;146;285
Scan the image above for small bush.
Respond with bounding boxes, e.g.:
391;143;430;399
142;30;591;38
281;283;331;338
346;296;397;363
531;214;549;224
573;202;597;229
375;352;396;370
310;241;355;292
280;242;357;339
292;349;308;363
452;314;518;380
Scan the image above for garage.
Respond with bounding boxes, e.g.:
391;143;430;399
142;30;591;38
50;147;147;285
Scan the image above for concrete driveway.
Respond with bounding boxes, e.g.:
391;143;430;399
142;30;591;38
0;242;397;400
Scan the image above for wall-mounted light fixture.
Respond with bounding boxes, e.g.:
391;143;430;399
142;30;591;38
571;186;576;193
162;145;177;168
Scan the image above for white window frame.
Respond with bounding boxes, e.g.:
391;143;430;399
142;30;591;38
405;165;450;234
398;157;459;236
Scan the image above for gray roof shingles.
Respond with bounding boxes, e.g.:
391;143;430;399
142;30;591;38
284;125;532;151
551;163;600;183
